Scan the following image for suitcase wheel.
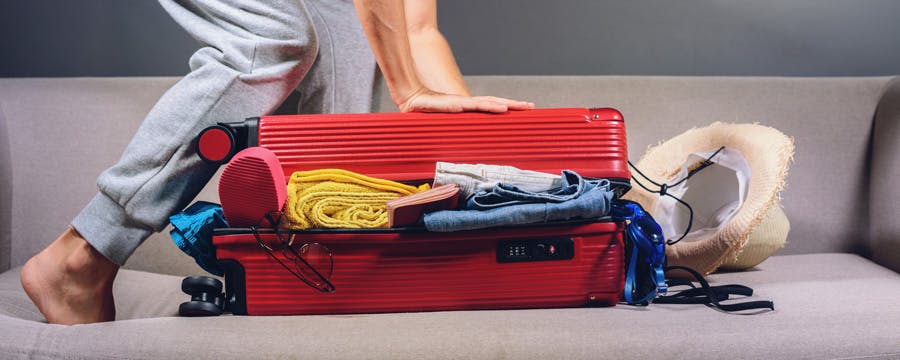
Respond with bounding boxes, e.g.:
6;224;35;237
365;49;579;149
179;300;223;317
181;275;223;295
179;276;226;317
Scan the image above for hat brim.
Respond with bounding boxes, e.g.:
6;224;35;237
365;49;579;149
624;122;794;274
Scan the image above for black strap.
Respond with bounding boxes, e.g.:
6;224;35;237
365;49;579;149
654;266;774;313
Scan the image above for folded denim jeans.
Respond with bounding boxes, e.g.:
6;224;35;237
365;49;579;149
433;162;562;200
424;172;613;232
467;170;597;210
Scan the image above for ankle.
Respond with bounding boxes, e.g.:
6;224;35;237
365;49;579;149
58;228;119;284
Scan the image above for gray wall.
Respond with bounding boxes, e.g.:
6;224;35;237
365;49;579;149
3;0;900;77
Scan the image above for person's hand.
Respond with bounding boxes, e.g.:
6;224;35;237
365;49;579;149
398;87;535;113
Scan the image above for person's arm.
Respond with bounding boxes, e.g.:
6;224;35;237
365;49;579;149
404;0;470;96
353;0;533;113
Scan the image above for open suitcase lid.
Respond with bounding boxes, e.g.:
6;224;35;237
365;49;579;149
198;107;631;194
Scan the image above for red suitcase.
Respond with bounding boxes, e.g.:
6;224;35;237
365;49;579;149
197;108;631;315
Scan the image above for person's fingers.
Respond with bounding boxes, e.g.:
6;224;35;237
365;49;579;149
474;96;528;105
400;93;531;113
459;97;508;113
473;96;535;110
505;101;535;111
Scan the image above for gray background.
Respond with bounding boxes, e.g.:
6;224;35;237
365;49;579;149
2;0;900;77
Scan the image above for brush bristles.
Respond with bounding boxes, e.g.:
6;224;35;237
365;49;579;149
219;148;287;227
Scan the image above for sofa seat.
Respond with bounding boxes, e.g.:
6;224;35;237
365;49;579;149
2;253;898;359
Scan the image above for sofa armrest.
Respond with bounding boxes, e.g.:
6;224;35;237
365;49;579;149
870;76;900;273
0;102;10;272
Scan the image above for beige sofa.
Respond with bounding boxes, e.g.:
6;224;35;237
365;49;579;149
1;76;899;359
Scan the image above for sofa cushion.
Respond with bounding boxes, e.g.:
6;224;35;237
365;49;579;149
2;253;898;359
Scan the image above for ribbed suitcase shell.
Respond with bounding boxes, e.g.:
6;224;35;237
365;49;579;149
211;108;629;315
255;107;629;182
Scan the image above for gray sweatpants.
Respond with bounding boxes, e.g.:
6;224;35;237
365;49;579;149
71;0;377;265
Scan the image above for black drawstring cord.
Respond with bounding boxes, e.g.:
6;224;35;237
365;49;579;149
628;146;726;245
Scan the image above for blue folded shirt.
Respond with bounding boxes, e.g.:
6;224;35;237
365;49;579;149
169;201;228;276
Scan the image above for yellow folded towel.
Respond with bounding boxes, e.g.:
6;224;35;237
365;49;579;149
284;169;430;229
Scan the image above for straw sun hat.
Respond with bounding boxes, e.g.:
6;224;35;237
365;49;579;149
624;123;794;275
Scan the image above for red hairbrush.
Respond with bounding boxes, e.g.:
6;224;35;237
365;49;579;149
218;147;286;228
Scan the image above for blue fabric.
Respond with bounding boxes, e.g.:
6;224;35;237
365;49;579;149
466;170;591;210
424;171;614;232
169;201;228;276
611;201;667;305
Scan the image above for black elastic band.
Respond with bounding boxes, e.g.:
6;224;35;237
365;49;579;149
655;266;774;313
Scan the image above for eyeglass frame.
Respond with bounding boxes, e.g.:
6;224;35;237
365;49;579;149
250;212;336;293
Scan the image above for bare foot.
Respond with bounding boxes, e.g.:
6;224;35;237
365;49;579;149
20;227;119;325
